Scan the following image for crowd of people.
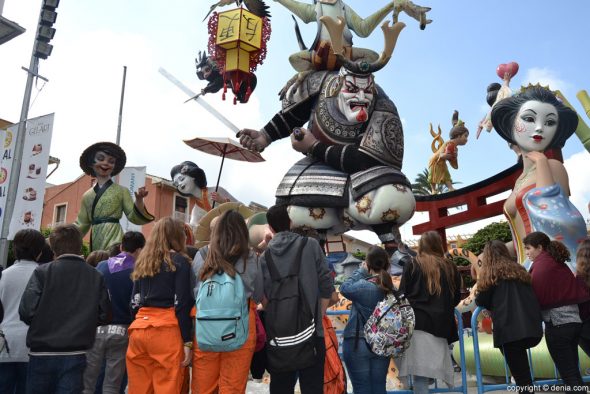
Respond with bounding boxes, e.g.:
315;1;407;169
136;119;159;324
1;203;590;394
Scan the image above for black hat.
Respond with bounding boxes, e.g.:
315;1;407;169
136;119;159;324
79;142;126;177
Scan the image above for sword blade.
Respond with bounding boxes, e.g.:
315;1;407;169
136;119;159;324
158;67;240;135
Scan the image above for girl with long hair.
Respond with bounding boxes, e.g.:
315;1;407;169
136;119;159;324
340;245;395;394
525;232;589;390
191;210;263;394
475;240;542;392
397;231;462;394
575;238;590;356
126;217;194;394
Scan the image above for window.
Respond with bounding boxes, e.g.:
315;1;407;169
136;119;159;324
173;195;189;223
54;204;67;226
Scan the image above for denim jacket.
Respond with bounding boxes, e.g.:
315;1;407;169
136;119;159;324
340;267;386;339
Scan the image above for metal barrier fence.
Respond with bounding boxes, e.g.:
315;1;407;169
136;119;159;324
326;309;468;394
471;306;590;394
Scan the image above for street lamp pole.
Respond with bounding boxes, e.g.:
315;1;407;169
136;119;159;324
0;8;43;267
116;65;127;145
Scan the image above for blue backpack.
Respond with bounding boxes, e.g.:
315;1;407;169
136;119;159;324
195;269;249;352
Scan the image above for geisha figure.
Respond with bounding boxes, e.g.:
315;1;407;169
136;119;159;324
170;161;234;227
491;86;587;269
427;111;469;194
75;142;154;251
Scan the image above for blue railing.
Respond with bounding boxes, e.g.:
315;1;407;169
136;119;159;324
471;306;590;394
326;308;468;394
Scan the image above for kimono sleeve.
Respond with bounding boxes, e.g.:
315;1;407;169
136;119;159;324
121;187;154;225
74;192;93;236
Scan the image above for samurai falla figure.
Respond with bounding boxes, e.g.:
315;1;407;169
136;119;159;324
75;142;154;251
239;16;416;251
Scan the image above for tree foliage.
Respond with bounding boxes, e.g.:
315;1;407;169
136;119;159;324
6;227;90;267
462;221;512;256
411;168;460;196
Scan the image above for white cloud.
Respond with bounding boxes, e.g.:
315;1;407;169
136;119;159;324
522;67;572;93
564;150;590;220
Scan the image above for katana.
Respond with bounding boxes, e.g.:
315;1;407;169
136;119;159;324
158;67;240;135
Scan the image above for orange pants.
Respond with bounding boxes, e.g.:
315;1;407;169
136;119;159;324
126;307;184;394
191;302;256;394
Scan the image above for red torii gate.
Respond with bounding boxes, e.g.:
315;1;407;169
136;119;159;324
412;164;521;247
412;150;563;247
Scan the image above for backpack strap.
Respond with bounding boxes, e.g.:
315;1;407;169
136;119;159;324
264;236;307;281
288;237;307;276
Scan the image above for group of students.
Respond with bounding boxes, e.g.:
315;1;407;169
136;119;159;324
0;203;335;394
3;208;590;394
475;232;590;392
341;231;461;394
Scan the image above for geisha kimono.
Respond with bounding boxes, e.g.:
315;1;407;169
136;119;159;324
75;180;154;251
427;140;457;185
507;183;587;271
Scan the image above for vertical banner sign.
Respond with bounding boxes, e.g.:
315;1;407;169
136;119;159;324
7;114;55;239
0;125;16;228
118;166;146;232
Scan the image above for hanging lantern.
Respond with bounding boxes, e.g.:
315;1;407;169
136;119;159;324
208;8;270;104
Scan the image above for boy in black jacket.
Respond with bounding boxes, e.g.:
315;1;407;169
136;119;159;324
19;224;111;394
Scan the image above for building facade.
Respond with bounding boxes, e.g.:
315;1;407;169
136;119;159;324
41;173;234;242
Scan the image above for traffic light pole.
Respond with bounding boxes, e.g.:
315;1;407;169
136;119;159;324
0;9;43;268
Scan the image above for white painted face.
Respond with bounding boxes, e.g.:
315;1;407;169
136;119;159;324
173;173;199;197
337;73;375;124
512;101;558;152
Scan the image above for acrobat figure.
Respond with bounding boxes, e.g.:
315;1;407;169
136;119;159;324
278;0;431;73
427;111;469;194
170;161;234;228
477;61;519;138
75;142;154;251
193;51;257;104
491;85;587;269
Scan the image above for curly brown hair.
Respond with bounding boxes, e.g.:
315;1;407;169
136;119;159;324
548;240;571;265
576;238;590;287
477;240;531;292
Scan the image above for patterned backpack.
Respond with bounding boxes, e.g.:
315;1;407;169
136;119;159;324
363;290;415;357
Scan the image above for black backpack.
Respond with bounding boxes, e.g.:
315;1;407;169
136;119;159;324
264;238;317;373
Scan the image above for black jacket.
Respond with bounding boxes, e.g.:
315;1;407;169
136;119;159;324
476;280;542;348
400;258;462;343
19;254;111;352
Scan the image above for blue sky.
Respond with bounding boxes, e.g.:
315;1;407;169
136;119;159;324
1;0;589;243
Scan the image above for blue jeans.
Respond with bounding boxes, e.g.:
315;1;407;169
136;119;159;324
0;362;28;394
342;337;389;394
27;354;86;394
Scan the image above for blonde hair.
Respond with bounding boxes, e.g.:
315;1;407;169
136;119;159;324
131;217;187;280
416;231;458;296
477;240;531;292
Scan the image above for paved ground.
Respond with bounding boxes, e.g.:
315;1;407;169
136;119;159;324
244;371;515;393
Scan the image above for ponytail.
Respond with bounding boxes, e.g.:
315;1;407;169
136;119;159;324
366;246;394;294
376;269;395;294
548;240;571;265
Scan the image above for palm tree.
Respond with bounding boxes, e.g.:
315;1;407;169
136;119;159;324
412;168;433;196
412;168;459;195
